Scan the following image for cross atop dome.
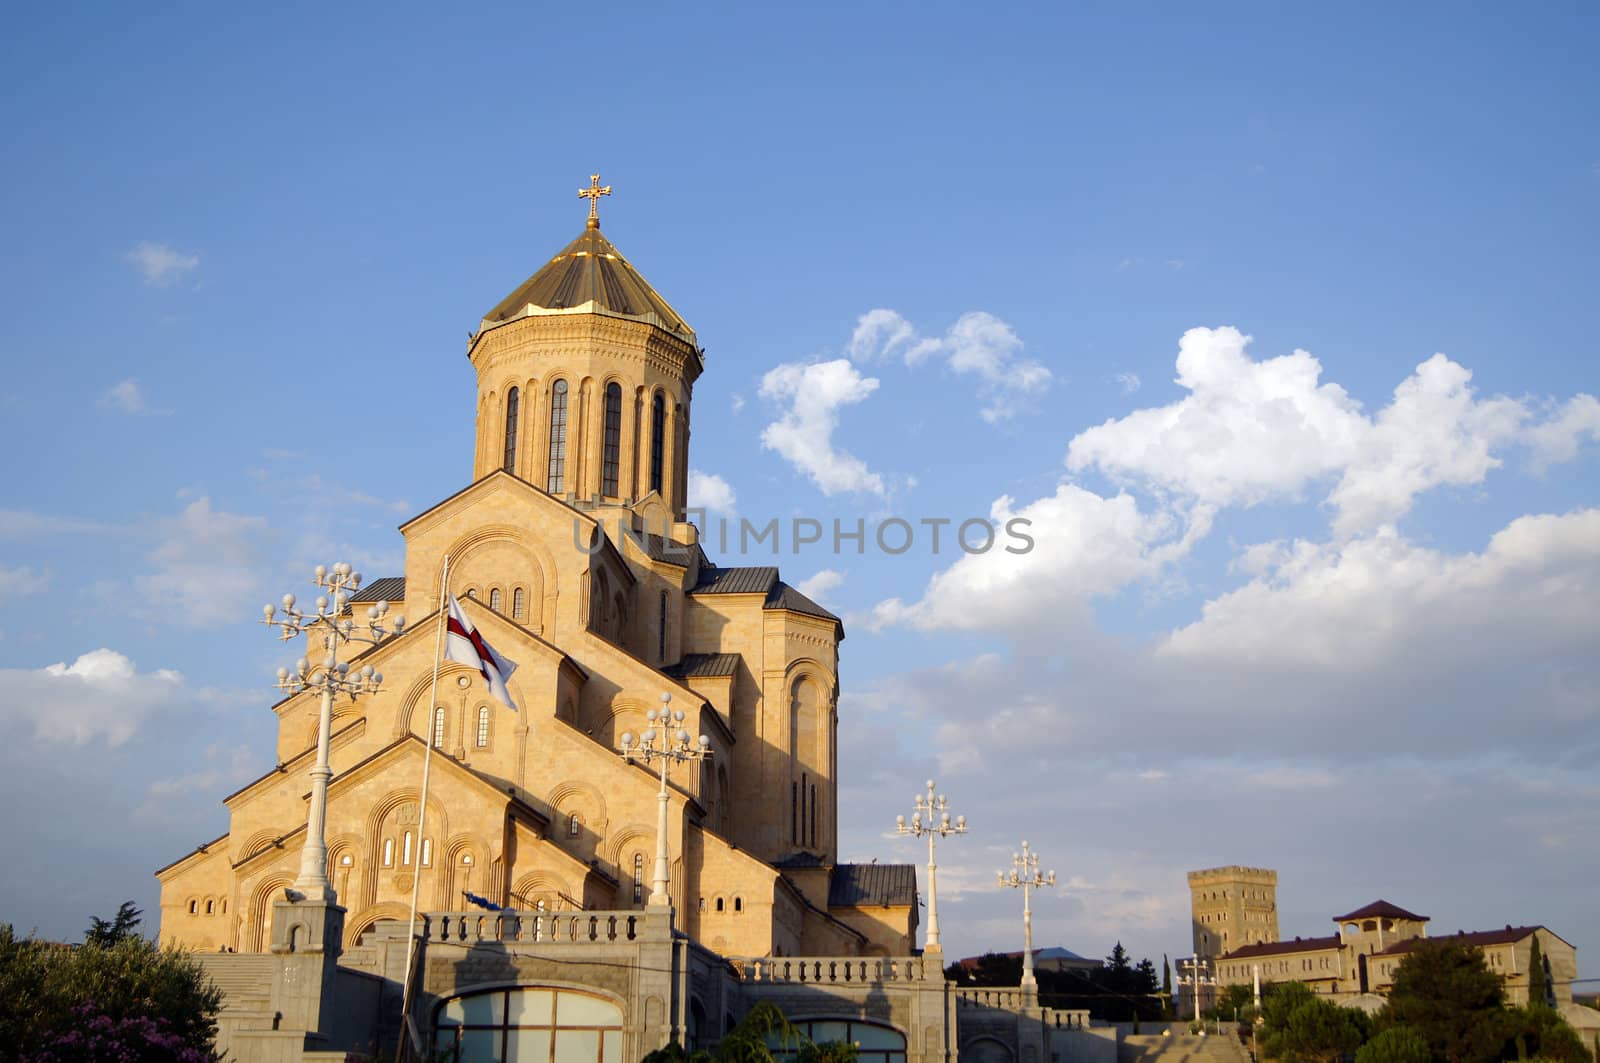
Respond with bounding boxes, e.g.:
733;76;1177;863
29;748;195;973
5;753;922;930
579;173;612;229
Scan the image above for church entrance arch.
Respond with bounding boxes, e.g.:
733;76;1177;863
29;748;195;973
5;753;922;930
434;985;624;1063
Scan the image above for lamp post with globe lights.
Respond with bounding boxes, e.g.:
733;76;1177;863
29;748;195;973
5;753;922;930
262;562;404;902
895;780;966;951
618;692;712;911
998;840;1055;1005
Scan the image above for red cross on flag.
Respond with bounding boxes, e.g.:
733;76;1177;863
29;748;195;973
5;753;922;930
445;594;518;710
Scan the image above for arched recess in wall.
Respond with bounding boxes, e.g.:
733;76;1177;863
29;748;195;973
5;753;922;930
246;874;295;953
510;870;572;912
786;661;830;850
234;829;281;866
443;525;554;633
591;697;648;749
344;901;411;948
362;789;451;908
443;833;493;909
549;780;609;859
392;663;477;741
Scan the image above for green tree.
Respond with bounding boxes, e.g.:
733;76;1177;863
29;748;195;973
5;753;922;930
1354;1026;1431;1063
1502;1005;1587;1063
1260;981;1371;1063
1378;939;1512;1063
1526;936;1549;1010
1162;955;1174;1019
641;1003;857;1063
84;901;144;947
0;920;221;1060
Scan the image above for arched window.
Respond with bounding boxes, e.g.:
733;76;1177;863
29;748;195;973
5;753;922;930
546;379;569;493
421;838;433;867
188;899;197;915
502;386;520;473
403;831;414;865
383;838;395;866
489;588;503;612
715;897;725;913
567;813;580;837
649;393;666;494
733;897;743;913
602;383;622;496
658;591;668;662
205;899;214;914
512;587;526;620
432;707;446;748
633;853;645;904
476;706;490;748
435;988;623;1062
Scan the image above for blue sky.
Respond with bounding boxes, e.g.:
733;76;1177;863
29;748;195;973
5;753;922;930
2;1;1597;981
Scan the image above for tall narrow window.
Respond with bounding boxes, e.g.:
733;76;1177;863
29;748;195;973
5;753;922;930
649;393;666;494
383;838;395;867
658;591;668;662
502;387;520;473
801;772;808;847
432;707;445;748
546;379;569;493
567;813;580;837
476;706;489;748
791;782;798;844
403;831;414;866
489;588;503;612
512;587;526;620
810;784;817;848
602;383;622;496
633;853;645;904
421;838;433;867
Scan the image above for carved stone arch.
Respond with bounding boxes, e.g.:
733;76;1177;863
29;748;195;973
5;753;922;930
362;788;451;905
591;697;649;751
393;663;477;740
443;832;493;908
549;780;609;828
246;873;294;953
235;828;280;865
511;870;572;911
442;523;557;634
606;825;653;877
344;901;411;948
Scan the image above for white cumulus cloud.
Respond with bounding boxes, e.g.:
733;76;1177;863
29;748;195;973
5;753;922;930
1;649;184;746
125;241;199;286
97;378;159;414
759;359;885;496
848;308;1052;422
0;565;49;603
133;497;269;626
688;469;738;515
796;568;844;603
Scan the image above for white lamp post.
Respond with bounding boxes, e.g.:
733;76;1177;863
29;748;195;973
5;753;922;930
895;779;966;951
1178;956;1215;1025
998;839;1055;1005
619;692;712;911
263;562;404;902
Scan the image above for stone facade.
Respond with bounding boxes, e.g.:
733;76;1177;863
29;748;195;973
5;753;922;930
148;203;1110;1063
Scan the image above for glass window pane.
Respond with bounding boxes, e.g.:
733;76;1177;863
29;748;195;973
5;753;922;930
507;989;554;1026
441;998;467;1024
458;1028;500;1060
459;991;506;1025
508;1028;553;1063
556;993;622;1027
555;1029;600;1063
808;1022;850;1045
851;1025;905;1050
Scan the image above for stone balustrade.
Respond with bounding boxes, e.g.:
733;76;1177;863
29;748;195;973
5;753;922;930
1040;1008;1091;1030
955;987;1027;1009
730;955;928;985
424;910;641;945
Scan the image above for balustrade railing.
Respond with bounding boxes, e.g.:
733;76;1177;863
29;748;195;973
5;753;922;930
730;956;927;985
955;987;1027;1009
1040;1008;1091;1030
424;910;640;946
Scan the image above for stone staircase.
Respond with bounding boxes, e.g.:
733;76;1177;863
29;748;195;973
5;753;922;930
1121;1032;1252;1063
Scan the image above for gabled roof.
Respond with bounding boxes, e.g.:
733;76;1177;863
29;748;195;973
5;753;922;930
635;533;703;568
692;566;778;595
1222;934;1343;960
764;581;840;624
829;863;917;908
479;225;695;344
1379;925;1572;956
773;852;827;869
1333;900;1429;923
663;653;741;679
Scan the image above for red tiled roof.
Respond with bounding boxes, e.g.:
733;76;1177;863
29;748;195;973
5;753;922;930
1332;900;1429;923
1378;926;1567;956
1222;934;1342;960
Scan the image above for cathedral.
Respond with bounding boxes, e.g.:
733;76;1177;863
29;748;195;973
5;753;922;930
155;181;919;963
143;181;1119;1063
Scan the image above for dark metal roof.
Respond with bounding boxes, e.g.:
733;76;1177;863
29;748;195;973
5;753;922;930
773;852;827;869
764;581;840;623
1333;900;1429;923
636;533;699;567
481;225;694;342
350;576;406;603
1379;926;1560;956
829;863;917;908
692;566;779;595
662;653;741;680
1223;934;1343;960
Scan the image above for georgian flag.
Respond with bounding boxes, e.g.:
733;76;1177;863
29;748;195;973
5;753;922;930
445;595;518;710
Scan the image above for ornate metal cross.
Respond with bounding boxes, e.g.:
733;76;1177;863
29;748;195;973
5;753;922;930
579;173;612;228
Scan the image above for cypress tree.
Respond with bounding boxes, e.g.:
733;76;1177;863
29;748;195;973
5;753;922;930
1527;934;1549;1009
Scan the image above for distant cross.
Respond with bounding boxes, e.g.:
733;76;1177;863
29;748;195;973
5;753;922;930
579;173;612;228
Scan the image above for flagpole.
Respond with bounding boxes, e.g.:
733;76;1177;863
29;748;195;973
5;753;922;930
399;553;449;1057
